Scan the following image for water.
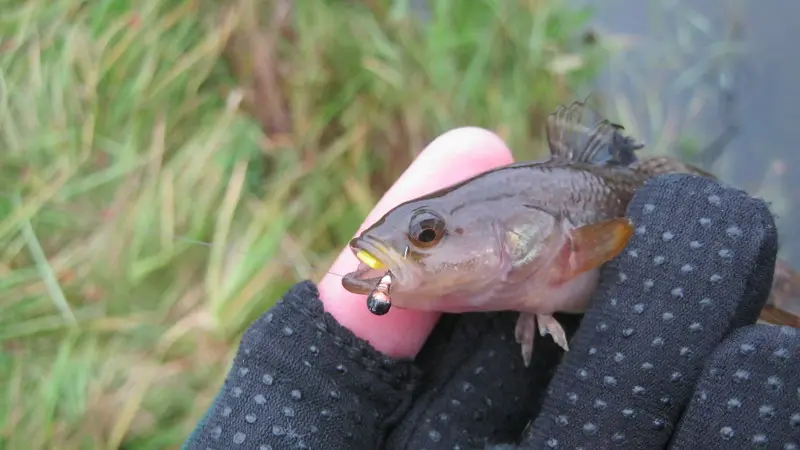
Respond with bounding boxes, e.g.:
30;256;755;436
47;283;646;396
410;0;799;265
575;0;800;265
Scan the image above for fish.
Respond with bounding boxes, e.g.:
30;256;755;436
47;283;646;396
340;100;786;366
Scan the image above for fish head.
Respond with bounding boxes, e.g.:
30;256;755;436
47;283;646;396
341;197;520;305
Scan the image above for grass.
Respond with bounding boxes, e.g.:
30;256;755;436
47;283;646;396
0;0;604;448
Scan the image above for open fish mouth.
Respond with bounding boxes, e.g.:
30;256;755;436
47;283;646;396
342;236;396;294
341;263;386;294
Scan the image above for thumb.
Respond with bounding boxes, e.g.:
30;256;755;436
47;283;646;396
317;127;514;359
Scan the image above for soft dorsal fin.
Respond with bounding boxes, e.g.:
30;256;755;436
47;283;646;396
545;100;644;166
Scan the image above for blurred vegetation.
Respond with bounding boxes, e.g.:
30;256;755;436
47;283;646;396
0;0;605;448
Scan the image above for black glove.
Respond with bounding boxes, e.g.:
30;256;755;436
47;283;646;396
182;174;800;450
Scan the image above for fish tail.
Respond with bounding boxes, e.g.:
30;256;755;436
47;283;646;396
631;156;717;180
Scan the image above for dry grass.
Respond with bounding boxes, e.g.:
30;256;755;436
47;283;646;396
0;0;602;448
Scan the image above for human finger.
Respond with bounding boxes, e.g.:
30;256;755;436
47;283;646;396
317;127;514;359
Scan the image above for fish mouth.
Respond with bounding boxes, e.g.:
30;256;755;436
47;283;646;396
342;236;399;294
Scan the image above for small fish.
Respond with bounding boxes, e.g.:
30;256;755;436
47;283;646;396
341;100;755;366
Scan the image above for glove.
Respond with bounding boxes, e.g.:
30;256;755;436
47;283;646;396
183;135;798;450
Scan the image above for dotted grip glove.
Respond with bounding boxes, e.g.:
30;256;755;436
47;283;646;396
184;175;800;450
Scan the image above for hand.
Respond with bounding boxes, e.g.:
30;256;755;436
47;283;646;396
183;129;799;450
378;172;796;450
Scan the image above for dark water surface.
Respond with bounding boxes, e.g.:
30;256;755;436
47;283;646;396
576;0;800;265
411;0;799;265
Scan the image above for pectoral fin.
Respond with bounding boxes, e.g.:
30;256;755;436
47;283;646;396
549;217;634;285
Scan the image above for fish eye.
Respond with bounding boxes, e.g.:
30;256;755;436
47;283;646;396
407;209;446;248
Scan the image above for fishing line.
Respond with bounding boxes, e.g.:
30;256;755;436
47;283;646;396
174;235;350;279
2;192;353;280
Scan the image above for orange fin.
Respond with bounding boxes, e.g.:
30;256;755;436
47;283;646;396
549;217;634;285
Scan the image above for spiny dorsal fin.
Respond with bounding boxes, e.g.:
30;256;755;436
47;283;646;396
545;100;644;166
